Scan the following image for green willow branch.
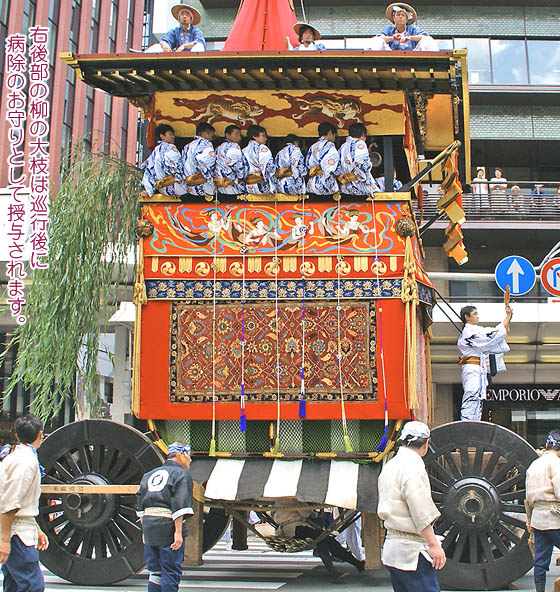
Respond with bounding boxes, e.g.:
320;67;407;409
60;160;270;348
4;143;141;420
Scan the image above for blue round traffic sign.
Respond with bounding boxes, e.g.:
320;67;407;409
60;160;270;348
495;256;536;296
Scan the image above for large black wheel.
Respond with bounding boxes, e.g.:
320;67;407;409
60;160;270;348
38;420;164;585
424;421;537;591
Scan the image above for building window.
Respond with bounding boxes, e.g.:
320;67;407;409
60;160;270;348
527;40;560;85
453;38;491;85
490;39;529;85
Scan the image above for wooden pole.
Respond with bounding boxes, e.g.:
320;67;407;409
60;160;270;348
362;512;383;570
183;497;204;567
232;511;249;551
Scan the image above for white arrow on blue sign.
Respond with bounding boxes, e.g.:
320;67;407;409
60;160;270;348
495;256;536;296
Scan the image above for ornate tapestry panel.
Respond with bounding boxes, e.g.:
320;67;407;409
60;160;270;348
170;301;377;403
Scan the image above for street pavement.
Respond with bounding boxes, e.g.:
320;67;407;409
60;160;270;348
2;536;558;591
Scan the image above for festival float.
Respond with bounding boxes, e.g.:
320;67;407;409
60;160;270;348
32;1;536;589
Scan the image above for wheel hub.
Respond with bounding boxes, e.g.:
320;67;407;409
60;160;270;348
444;476;501;531
62;474;117;529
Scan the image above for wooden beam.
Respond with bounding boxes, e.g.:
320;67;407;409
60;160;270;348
41;484;139;494
362;512;383;570
184;497;204;566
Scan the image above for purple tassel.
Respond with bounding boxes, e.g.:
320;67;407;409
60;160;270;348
298;397;306;418
240;411;247;432
376;425;389;452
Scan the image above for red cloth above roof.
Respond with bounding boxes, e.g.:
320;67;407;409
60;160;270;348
223;0;299;51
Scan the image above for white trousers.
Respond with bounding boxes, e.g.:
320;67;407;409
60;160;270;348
145;42;205;53
336;517;365;561
367;35;439;52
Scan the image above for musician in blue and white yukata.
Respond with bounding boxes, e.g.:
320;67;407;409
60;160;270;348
336;122;379;197
214;125;248;199
140;124;188;199
146;4;206;53
242;125;276;195
182;122;216;200
457;304;512;421
306;121;339;198
274;134;306;195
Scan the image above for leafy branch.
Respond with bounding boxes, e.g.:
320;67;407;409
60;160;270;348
4;143;141;420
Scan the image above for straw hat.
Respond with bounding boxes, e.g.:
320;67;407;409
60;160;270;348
293;22;321;41
385;3;417;24
171;3;202;26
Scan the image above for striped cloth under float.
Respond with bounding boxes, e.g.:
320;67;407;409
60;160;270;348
189;458;381;513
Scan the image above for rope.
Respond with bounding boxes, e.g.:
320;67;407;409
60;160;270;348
299;200;307;418
369;196;389;451
272;197;281;454
336;204;352;453
209;195;219;456
239;197;248;432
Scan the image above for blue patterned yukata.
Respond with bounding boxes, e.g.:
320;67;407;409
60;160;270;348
379;24;428;50
336;136;377;196
160;26;206;51
182;136;216;197
141;141;187;197
306;138;339;195
242;140;276;195
215;141;247;195
292;42;326;51
274;143;306;194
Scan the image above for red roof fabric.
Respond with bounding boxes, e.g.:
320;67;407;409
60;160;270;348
223;0;299;51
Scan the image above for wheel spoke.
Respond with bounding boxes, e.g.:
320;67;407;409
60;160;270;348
42;474;64;485
442;450;462;479
81;528;94;558
478;532;496;564
66;529;85;554
53;461;74;482
114;463;142;486
64;452;82;477
496;472;524;493
39;502;63;514
93;530;106;559
47;514;68;529
472;446;484;476
452;530;468;561
459;446;471;477
469;533;479;564
490;462;515;486
107;453;131;481
442;525;459;552
99;446;118;476
500;513;527;530
77;445;92;473
488;527;510;557
497;521;522;545
501;490;526;501
102;526;120;557
482;451;500;479
429;474;450;493
56;522;74;544
91;444;102;472
109;519;132;546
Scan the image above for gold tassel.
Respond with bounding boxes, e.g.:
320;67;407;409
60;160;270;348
271;437;280;455
209;437;216;457
343;434;353;453
401;236;419;410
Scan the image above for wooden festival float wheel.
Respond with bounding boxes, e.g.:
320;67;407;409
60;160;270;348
37;420;230;585
424;421;537;591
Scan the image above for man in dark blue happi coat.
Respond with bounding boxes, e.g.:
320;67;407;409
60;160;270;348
137;443;193;592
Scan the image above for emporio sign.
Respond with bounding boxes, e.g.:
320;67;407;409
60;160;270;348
487;387;560;403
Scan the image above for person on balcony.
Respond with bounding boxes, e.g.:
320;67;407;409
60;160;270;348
336;123;379;197
182;122;216;200
367;4;439;52
147;4;206;53
472;168;489;211
530;183;547;210
214;125;248;199
306;121;339;197
242;125;276;195
510;185;524;216
457;304;512;422
274;134;306;195
140;124;188;199
289;23;326;51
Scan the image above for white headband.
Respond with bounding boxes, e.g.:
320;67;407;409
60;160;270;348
399;421;430;442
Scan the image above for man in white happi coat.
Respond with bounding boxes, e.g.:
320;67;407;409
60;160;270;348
140;124;187;198
378;421;446;592
336;122;379;197
274;134;306;195
457;303;512;421
525;429;560;592
214;124;247;198
182;122;216;199
242;125;276;195
306;121;339;197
